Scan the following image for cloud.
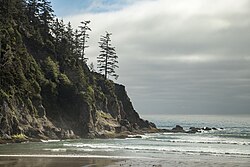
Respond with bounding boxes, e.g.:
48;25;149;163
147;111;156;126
62;0;250;115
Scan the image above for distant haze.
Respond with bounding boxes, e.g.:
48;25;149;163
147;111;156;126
51;0;250;115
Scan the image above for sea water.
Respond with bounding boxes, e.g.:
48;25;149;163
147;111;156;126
0;115;250;160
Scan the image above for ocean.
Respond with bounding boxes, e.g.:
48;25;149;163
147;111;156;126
0;115;250;166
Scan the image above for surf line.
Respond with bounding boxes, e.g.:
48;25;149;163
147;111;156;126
0;154;161;160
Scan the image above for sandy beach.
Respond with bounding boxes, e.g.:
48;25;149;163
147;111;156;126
111;155;250;167
0;154;249;167
0;156;121;167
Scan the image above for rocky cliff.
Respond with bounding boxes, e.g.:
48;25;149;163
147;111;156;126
0;64;156;141
0;0;157;142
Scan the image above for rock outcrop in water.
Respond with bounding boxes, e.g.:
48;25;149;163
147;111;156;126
0;0;156;143
160;125;220;134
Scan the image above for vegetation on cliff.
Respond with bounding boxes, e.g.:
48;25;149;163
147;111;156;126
0;0;156;142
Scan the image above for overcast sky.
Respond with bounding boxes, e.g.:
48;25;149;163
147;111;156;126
51;0;250;115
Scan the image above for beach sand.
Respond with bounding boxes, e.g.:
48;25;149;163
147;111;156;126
0;154;249;167
111;154;250;167
0;157;121;167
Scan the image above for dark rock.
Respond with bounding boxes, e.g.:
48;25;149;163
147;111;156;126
26;128;41;138
187;127;201;133
37;104;46;117
0;139;7;144
60;129;76;139
160;129;172;133
65;130;75;139
120;126;128;132
115;126;122;133
103;125;111;131
128;135;142;139
203;127;212;131
1;134;12;140
44;130;58;139
162;126;221;134
115;134;128;139
172;125;185;133
87;131;97;139
132;123;140;130
0;129;4;136
115;84;156;130
120;119;130;127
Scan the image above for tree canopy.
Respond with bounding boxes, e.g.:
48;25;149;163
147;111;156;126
97;32;119;80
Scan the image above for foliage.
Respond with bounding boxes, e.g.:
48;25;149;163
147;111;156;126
58;73;71;86
0;0;120;127
43;56;60;82
12;133;27;140
97;32;119;80
0;89;9;102
78;20;91;63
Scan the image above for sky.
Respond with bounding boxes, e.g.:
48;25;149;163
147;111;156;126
51;0;250;115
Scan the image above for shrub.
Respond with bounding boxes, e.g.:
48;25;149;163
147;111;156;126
12;133;27;140
43;57;60;82
58;73;71;86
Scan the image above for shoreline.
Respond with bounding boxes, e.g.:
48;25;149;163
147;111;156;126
0;154;150;159
0;125;221;145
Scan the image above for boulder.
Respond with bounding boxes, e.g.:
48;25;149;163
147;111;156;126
128;135;142;139
203;127;212;131
187;127;201;133
172;125;185;133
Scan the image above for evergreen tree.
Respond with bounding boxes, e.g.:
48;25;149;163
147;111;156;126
78;20;91;63
89;62;95;72
97;32;119;80
27;0;40;26
0;0;12;23
38;0;54;38
1;0;26;23
52;18;65;47
73;29;81;63
65;22;74;53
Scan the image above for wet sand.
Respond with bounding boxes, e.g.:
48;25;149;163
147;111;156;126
0;156;121;167
0;154;250;167
111;154;250;167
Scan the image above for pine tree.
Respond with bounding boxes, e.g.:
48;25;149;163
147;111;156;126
38;0;54;38
78;20;91;63
89;62;95;72
73;29;81;63
0;0;13;23
27;0;40;26
52;18;65;47
65;22;74;53
97;32;119;80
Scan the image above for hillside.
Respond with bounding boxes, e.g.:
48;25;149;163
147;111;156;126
0;0;156;142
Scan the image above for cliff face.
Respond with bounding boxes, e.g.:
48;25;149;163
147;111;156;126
0;0;156;141
0;71;156;140
0;43;155;140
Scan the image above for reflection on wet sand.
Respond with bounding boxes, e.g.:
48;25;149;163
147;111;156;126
0;157;120;167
